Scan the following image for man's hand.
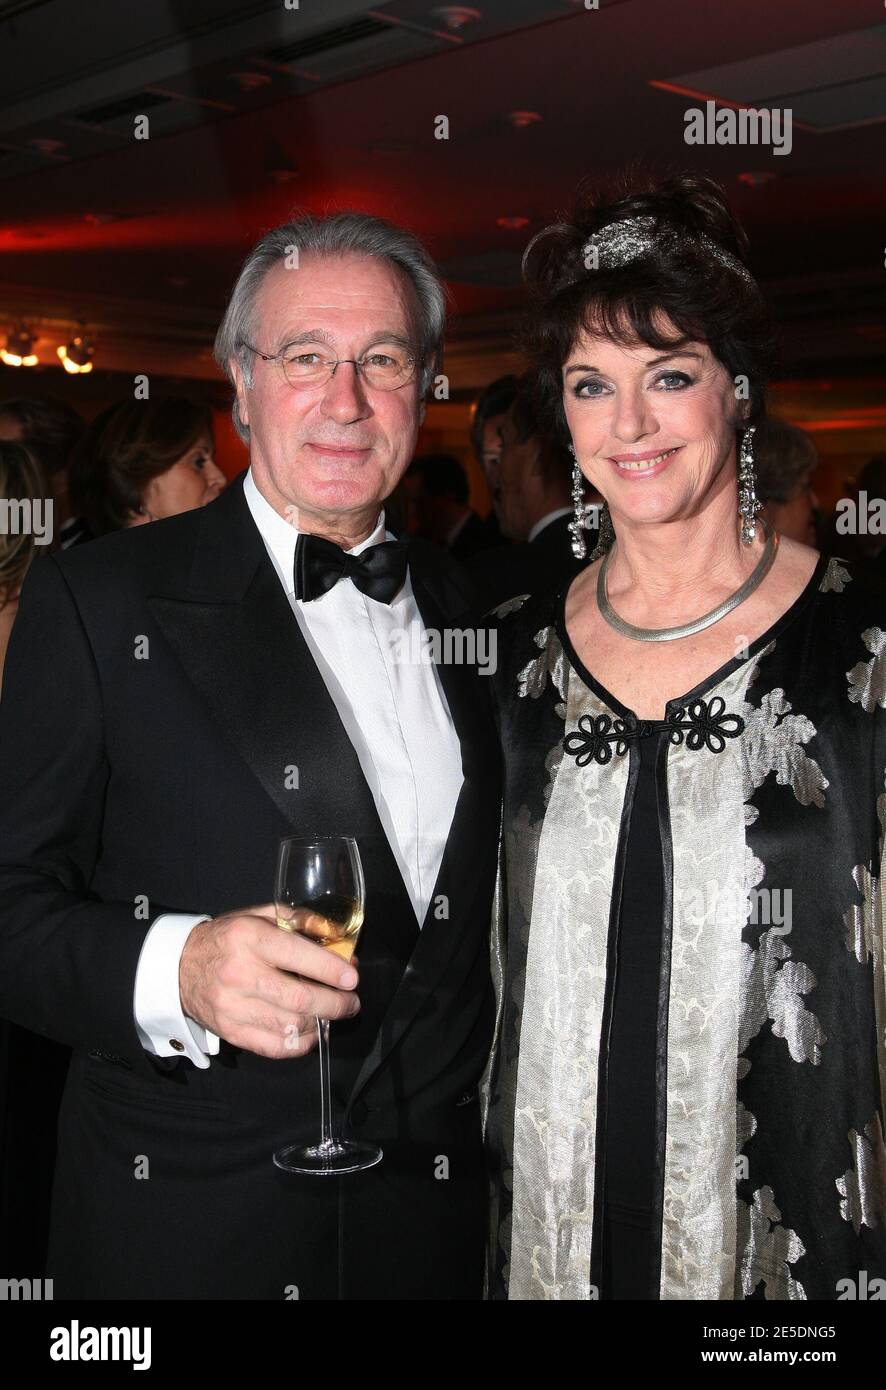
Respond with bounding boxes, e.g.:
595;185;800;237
179;904;360;1059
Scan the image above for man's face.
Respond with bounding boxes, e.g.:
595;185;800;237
496;409;539;542
231;253;426;531
481;414;507;519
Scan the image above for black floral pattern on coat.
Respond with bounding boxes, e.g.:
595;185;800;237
563;695;745;766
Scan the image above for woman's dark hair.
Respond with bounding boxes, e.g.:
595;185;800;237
519;171;774;443
69;397;212;535
0;395;84;478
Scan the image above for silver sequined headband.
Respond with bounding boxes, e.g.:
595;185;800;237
581;215;754;286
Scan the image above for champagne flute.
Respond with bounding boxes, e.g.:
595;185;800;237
272;835;383;1176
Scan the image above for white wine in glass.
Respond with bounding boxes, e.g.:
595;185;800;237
272;835;383;1176
275;892;363;962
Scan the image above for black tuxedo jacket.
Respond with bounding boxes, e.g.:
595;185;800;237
466;511;588;615
0;473;500;1300
448;510;498;561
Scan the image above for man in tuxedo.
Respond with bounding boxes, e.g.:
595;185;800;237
467;378;591;612
0;212;500;1300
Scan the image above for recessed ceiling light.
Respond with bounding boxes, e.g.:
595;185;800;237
431;6;482;32
1;325;38;368
57;329;95;374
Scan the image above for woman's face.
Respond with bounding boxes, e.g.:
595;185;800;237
135;432;225;523
562;320;743;534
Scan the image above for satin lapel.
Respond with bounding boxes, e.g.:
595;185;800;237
347;543;501;1103
147;475;381;840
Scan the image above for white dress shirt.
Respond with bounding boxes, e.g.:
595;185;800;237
133;467;464;1068
527;506;572;544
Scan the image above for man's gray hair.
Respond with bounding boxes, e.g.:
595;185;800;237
213;211;447;443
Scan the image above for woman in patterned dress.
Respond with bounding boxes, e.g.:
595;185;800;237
483;174;886;1301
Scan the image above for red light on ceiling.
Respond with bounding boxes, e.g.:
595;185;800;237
738;172;776;188
496;216;529;230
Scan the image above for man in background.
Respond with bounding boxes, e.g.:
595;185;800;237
467;380;590;612
403;451;496;559
469;374;519;548
754;416;819;547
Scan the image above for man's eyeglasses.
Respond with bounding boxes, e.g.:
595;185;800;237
239;341;419;392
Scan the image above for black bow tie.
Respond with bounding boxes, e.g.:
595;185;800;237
293;531;408;604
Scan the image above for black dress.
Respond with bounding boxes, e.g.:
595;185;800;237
600;732;663;1299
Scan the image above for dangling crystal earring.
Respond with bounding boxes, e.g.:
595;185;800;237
738;424;761;545
587;500;615;562
568;443;591;559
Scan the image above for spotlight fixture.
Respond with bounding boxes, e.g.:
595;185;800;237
1;324;38;367
431;6;482;31
57;329;95;374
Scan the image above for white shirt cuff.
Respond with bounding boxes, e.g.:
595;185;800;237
133;913;220;1069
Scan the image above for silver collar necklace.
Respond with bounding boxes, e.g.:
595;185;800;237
597;521;779;643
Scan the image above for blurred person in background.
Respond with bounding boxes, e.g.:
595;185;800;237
0;439;69;1279
470;374;519;488
467;376;591;612
469;374;519;547
849;454;886;577
461;375;517;547
0;440;46;688
754;416;819;546
403;451;496;559
0;395;85;549
68;396;225;537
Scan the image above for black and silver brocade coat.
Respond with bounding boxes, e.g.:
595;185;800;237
483;556;886;1300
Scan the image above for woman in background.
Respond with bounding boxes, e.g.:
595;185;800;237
68;396;225;536
0;441;45;690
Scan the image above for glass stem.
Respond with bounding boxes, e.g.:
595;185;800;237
317;1015;335;1151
